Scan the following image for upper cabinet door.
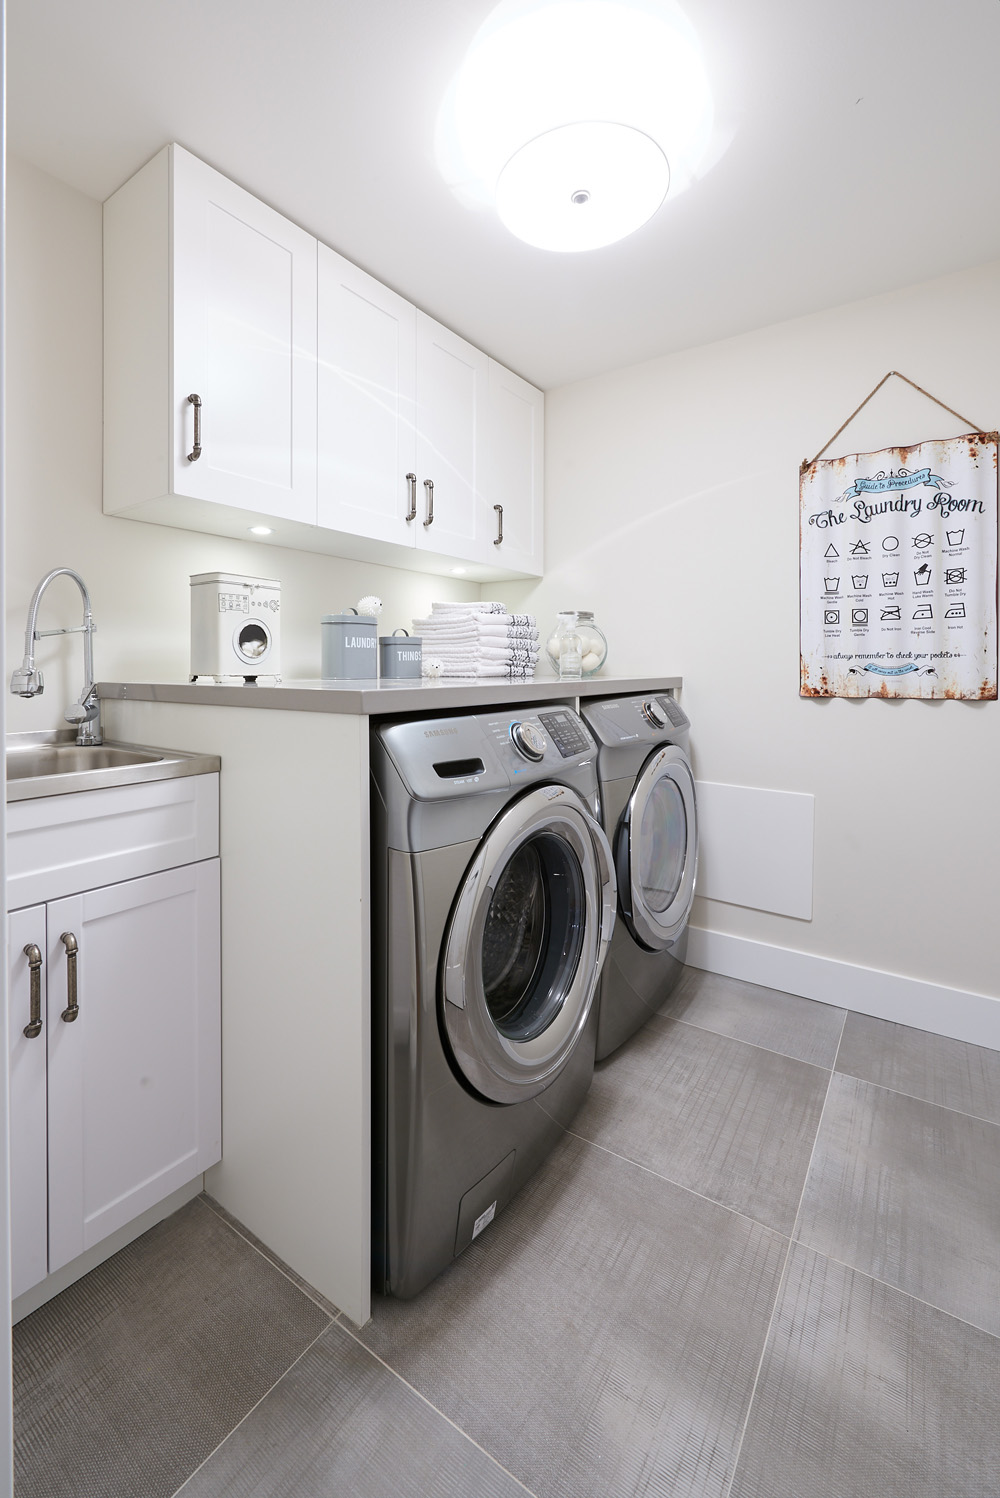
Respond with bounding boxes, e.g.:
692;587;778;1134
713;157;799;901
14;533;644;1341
481;360;544;576
171;146;318;523
317;245;417;546
414;313;489;561
8;906;49;1301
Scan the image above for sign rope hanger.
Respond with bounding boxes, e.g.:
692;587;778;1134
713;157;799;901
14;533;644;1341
801;371;992;474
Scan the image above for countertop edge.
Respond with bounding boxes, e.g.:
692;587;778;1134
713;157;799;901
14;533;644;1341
97;676;683;716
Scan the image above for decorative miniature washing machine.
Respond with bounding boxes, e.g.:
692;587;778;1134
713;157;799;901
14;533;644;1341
190;572;281;682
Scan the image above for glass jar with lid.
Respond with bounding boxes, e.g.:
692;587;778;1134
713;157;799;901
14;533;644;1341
545;611;608;678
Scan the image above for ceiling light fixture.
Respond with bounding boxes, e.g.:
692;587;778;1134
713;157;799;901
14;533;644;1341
437;0;714;253
248;525;274;536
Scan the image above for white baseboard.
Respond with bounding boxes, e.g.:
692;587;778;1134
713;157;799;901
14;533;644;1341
686;926;1000;1052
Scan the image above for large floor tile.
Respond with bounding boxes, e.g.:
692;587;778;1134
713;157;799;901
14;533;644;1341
179;1322;529;1498
360;1133;788;1498
573;1016;830;1233
730;1244;1000;1498
13;1198;330;1498
795;1073;1000;1334
665;969;846;1068
836;1010;1000;1125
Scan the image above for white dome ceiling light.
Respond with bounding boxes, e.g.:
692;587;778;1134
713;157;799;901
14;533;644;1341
437;0;714;253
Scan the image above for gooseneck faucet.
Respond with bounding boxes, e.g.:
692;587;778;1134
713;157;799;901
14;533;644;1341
10;569;103;746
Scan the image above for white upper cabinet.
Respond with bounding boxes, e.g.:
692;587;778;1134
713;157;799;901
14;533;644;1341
317;244;417;546
104;144;542;578
105;144;317;527
481;358;544;576
414;313;489;561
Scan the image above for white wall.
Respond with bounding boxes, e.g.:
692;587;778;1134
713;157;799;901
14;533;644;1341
508;260;1000;1013
4;155;478;735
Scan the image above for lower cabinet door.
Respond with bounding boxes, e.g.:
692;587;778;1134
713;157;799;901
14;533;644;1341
46;860;221;1273
8;905;49;1300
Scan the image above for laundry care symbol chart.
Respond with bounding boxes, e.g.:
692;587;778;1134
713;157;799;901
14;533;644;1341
800;433;998;698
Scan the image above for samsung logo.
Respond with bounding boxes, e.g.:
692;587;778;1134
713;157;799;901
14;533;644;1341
424;726;459;738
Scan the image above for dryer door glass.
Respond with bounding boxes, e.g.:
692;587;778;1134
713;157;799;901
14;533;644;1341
637;779;688;914
619;746;698;952
482;833;585;1042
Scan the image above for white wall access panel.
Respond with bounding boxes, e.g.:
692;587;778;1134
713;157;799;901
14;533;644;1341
695;781;815;920
317;244;417;546
6;773;219;910
46;860;221;1272
7;907;49;1301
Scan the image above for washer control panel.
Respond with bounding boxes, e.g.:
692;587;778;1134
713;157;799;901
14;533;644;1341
640;698;667;730
537;709;592;759
380;706;596;800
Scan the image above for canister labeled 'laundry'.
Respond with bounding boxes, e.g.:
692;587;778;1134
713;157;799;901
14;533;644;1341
379;629;423;680
321;610;378;679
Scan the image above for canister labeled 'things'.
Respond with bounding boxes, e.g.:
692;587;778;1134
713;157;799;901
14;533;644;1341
379;629;423;680
321;610;378;679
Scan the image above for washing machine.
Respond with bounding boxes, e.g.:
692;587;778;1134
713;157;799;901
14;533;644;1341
370;705;616;1300
580;694;697;1061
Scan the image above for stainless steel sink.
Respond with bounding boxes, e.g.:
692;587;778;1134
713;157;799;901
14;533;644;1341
6;743;165;780
6;731;221;801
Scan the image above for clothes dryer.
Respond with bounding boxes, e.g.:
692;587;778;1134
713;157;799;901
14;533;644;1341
580;694;697;1061
370;705;615;1300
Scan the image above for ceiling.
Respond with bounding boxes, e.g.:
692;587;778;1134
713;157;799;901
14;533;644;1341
10;0;1000;389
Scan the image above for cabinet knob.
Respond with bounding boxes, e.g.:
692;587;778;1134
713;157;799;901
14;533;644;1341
22;944;43;1039
60;931;80;1023
423;478;434;528
186;393;203;462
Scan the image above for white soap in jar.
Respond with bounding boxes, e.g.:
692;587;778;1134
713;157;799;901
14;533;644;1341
581;651;602;674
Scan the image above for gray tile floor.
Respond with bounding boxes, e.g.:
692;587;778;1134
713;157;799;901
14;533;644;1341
13;970;1000;1497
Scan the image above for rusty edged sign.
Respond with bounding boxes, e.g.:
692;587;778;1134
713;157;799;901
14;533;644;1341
800;432;998;699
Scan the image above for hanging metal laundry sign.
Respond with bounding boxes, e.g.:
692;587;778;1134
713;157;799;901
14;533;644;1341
800;431;998;699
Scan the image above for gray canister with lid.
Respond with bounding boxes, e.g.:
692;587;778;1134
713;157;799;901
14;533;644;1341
379;629;423;680
321;610;378;679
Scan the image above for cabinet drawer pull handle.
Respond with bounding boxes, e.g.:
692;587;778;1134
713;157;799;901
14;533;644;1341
187;393;203;462
423;478;434;528
22;944;43;1039
494;504;504;546
405;472;417;522
60;932;80;1023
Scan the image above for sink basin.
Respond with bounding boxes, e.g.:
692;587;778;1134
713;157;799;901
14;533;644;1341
6;744;165;780
5;732;221;801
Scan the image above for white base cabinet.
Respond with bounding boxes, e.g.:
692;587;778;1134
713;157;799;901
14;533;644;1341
6;776;221;1303
106;145;543;580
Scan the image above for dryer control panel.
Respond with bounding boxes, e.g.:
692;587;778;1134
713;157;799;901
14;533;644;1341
583;694;689;748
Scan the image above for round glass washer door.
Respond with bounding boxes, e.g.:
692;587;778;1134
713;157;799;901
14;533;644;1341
441;783;616;1104
615;745;697;951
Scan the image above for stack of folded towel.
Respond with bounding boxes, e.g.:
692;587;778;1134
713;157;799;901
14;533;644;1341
412;602;539;679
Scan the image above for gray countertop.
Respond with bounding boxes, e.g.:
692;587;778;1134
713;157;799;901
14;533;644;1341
97;675;683;716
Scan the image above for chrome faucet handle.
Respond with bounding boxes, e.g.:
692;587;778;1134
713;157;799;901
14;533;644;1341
65;685;102;745
10;664;44;698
